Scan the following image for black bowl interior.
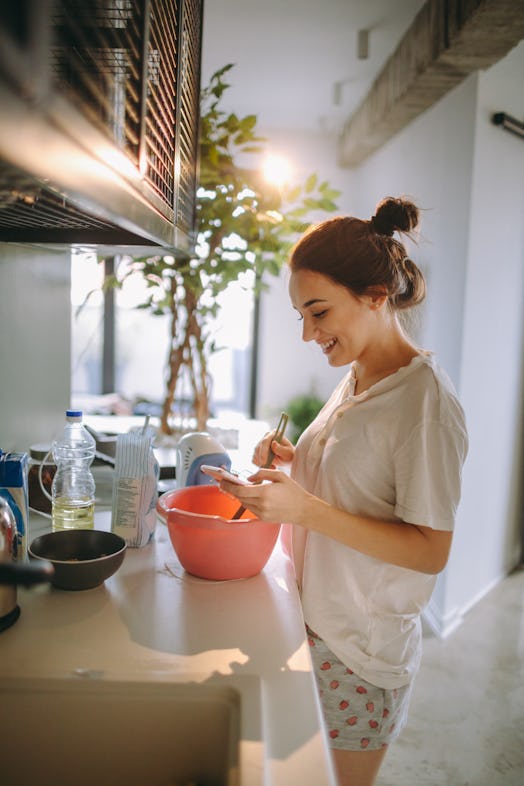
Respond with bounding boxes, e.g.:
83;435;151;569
28;530;126;590
30;529;126;562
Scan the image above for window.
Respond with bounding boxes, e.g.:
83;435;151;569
71;251;104;398
71;251;255;419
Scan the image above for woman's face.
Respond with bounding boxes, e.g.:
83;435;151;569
289;269;381;367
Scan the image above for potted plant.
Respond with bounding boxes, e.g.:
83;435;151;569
105;65;340;436
286;393;326;443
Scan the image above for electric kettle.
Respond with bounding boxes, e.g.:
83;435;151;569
0;495;19;631
0;496;54;632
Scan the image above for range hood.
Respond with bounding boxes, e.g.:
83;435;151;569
0;0;203;252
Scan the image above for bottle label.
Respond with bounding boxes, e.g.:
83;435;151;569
111;432;159;548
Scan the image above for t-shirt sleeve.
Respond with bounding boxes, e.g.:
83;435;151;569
393;419;468;531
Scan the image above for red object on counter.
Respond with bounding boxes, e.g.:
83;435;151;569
157;485;281;581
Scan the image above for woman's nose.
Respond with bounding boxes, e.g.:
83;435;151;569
301;317;317;342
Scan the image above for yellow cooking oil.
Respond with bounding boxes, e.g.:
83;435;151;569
52;497;95;531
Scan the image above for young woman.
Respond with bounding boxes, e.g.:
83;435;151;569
220;196;468;786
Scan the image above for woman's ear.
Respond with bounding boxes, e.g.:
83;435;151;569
365;286;388;310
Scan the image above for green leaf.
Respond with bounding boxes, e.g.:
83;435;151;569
320;199;339;211
304;173;318;193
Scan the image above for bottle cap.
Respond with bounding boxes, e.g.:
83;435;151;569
66;410;83;420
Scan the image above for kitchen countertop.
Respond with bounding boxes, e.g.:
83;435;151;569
0;499;337;786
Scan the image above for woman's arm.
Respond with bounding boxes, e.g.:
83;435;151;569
220;468;452;575
299;492;452;574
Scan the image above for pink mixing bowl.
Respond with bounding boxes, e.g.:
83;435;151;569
157;485;281;581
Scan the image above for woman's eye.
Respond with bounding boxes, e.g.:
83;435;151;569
295;308;328;321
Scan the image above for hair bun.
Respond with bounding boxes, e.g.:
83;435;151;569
371;196;419;237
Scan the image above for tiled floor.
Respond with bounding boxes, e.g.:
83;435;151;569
377;567;524;786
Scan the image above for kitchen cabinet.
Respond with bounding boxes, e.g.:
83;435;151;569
0;0;203;252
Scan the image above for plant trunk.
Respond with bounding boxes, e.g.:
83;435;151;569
160;283;185;435
159;277;211;435
186;287;210;431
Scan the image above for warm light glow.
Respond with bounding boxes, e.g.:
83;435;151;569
94;144;141;181
262;153;292;187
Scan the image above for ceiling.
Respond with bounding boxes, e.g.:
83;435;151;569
201;0;427;136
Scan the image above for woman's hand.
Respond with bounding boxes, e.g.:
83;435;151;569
220;468;310;523
252;433;295;468
222;470;453;574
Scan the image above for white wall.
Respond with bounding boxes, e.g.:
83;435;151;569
0;245;71;452
445;42;524;619
256;42;524;634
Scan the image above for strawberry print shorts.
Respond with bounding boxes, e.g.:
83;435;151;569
307;626;413;751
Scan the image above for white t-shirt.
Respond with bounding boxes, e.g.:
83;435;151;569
287;352;468;689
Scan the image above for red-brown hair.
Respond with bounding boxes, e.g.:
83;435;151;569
289;196;426;310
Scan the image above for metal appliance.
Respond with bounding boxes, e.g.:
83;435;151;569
0;496;54;632
0;0;203;249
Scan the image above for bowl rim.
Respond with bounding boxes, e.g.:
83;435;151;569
164;510;257;525
157;486;261;524
28;529;127;565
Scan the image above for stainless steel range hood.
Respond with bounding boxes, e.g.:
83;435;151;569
0;0;203;252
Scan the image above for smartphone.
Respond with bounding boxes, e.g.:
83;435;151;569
200;465;252;485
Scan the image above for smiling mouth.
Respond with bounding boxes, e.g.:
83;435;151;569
320;338;337;354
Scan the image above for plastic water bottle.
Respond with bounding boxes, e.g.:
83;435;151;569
51;410;96;531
